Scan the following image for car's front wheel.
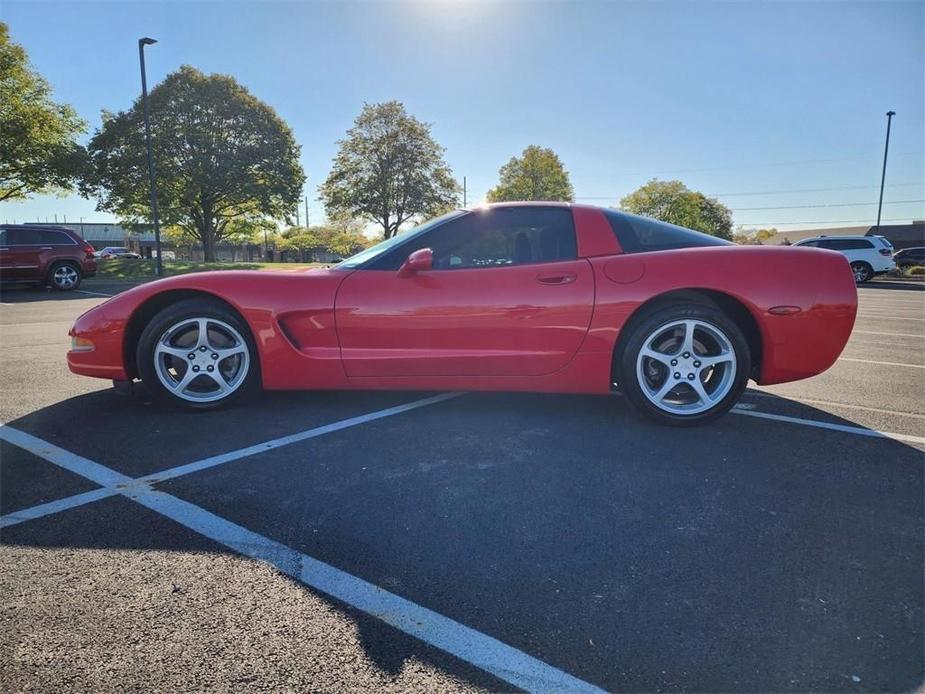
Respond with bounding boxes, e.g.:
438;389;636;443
619;303;751;426
47;262;82;291
850;261;873;283
136;299;258;410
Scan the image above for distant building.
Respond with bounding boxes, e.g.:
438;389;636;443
769;220;924;250
31;222;155;249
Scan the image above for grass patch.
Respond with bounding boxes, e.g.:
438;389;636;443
95;259;327;280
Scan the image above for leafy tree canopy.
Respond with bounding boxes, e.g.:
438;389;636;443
620;179;733;240
320;101;459;239
733;227;778;245
0;22;87;202
486;146;574;203
82;65;305;261
278;219;370;258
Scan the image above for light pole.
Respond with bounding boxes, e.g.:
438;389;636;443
875;110;896;236
138;37;163;276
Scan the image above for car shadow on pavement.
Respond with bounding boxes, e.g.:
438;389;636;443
1;387;923;692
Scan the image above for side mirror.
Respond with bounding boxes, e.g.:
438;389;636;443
398;248;433;278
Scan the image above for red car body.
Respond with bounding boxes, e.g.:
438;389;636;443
68;203;856;396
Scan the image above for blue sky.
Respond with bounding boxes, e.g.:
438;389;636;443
2;0;923;231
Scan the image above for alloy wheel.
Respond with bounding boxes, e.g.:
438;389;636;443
53;265;79;289
153;317;250;403
635;319;737;416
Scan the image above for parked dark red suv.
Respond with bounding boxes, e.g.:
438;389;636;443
0;225;97;291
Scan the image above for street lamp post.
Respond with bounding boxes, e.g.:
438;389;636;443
875;110;896;236
138;37;163;276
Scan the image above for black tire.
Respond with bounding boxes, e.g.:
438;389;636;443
850;261;873;284
136;298;259;410
618;302;751;426
47;261;82;291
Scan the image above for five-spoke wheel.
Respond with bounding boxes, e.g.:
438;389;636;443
49;263;81;291
137;299;257;409
620;302;750;425
850;262;873;284
636;319;737;416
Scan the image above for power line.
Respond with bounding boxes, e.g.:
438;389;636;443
730;199;925;211
738;217;918;226
582;152;922;178
573;181;925;201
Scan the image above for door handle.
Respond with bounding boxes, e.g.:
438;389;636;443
40;246;53;250
536;272;577;285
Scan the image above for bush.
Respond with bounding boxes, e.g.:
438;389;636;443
905;265;924;276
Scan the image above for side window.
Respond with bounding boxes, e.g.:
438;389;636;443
604;209;730;253
431;207;577;269
37;230;73;245
798;240;819;247
844;239;873;250
5;229;43;245
0;229;7;245
367;207;577;270
816;239;836;250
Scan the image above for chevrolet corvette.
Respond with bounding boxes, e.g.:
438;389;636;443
67;203;857;425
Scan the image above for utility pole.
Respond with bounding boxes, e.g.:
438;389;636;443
875;110;896;236
138;37;163;276
304;196;309;228
463;176;467;207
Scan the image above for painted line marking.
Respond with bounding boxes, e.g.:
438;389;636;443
74;289;113;297
851;330;925;340
856;315;925;322
732;408;925;446
839;357;925;369
141;392;462;484
0;392;463;528
0;425;602;693
0;487;117;529
743;392;925;420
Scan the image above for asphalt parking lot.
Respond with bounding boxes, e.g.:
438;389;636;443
1;280;922;692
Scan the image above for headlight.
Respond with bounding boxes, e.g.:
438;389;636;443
70;336;95;352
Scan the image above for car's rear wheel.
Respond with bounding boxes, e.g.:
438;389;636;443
850;261;873;283
619;303;750;426
47;262;82;291
136;299;258;410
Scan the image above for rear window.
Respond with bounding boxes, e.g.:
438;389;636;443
603;210;731;253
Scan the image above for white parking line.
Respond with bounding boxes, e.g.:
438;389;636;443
142;392;463;484
0;392;463;528
0;424;602;693
853;330;923;338
743;392;925;419
856;314;925;321
839;357;925;369
732;408;925;446
74;289;113;297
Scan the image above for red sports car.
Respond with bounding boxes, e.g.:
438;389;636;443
67;203;857;425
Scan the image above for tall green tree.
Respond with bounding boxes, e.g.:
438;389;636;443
486;146;574;203
320;101;459;239
82;66;305;261
620;179;733;240
0;22;87;202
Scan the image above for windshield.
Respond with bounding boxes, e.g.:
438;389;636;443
335;210;467;269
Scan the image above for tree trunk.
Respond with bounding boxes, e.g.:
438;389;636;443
201;218;217;262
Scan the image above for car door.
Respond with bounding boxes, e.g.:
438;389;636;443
334;206;595;378
0;228;43;281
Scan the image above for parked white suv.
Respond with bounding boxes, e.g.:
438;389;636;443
793;235;895;283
